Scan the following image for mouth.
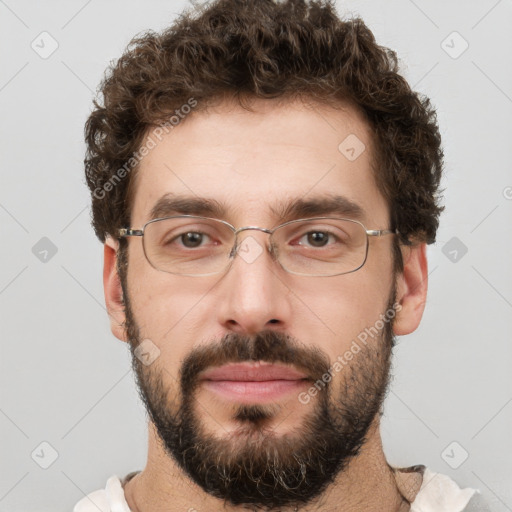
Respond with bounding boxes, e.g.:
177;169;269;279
199;361;310;403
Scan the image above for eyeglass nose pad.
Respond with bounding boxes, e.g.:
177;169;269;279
268;240;279;260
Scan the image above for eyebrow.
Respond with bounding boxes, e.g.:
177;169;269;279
148;193;365;225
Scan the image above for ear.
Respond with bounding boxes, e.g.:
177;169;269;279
393;243;428;336
103;236;128;342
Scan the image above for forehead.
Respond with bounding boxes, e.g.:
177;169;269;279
130;98;389;227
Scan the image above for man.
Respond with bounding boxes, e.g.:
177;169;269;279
74;0;481;510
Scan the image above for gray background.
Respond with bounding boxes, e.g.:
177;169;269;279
1;0;511;510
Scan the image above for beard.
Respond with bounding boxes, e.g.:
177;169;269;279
121;270;396;510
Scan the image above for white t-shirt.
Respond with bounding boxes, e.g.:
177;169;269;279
73;466;480;512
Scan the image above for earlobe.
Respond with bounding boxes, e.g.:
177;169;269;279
393;243;428;336
103;236;128;342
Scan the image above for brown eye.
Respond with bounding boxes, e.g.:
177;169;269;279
180;232;206;248
305;231;330;247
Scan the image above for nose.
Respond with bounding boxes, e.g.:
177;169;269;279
214;230;293;336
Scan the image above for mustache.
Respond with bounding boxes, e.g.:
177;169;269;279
179;330;332;393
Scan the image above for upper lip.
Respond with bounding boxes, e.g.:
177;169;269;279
200;362;309;381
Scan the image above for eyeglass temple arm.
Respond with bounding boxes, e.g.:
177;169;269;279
366;228;399;237
367;228;414;247
118;228;143;237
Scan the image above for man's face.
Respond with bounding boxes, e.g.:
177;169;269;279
120;98;398;508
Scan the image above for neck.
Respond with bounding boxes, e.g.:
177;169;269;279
124;416;421;512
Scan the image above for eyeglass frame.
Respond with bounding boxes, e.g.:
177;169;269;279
117;215;399;277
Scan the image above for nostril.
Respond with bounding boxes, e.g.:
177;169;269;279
268;319;279;324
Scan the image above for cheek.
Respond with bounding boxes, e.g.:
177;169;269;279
130;300;189;386
127;245;207;331
126;262;225;377
288;271;393;357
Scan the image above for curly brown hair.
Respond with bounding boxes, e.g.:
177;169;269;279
84;0;444;273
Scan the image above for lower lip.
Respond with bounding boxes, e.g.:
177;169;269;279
202;379;308;402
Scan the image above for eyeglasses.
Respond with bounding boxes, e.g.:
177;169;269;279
118;215;397;277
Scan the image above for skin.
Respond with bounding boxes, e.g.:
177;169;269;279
103;97;428;511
